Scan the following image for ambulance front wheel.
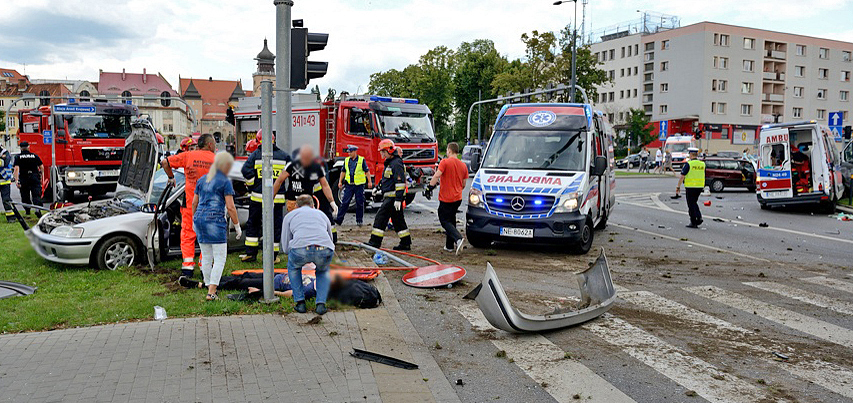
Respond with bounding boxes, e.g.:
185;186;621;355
570;218;594;255
467;231;492;248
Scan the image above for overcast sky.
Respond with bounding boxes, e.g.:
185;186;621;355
2;0;853;95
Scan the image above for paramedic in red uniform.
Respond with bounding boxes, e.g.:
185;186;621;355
161;133;216;277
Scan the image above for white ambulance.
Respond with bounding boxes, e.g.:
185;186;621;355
756;121;844;211
465;104;615;254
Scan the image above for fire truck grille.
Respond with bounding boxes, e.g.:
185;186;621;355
82;148;124;162
401;148;435;161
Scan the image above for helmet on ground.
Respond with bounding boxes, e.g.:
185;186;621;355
180;137;195;151
378;139;396;153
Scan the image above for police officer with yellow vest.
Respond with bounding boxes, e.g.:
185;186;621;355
676;147;705;228
335;145;373;226
240;132;291;263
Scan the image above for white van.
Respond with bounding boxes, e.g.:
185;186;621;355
756;121;844;211
664;135;697;168
465;104;615;254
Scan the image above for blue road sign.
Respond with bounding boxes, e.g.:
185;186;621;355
829;111;844;142
53;105;96;114
42;130;52;145
658;120;669;141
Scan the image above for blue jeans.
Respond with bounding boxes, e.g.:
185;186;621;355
336;183;365;224
287;246;334;304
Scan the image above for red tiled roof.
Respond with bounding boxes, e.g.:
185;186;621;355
98;70;178;97
0;83;70;101
179;78;242;121
0;68;29;84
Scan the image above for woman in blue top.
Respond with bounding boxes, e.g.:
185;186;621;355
192;151;242;300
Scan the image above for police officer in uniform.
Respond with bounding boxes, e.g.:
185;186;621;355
335;145;373;226
0;143;16;222
676;147;705;228
13;141;44;218
272;144;337;216
241;133;290;263
367;139;411;250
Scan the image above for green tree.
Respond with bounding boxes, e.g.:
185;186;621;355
0;110;5;134
413;46;455;143
625;108;654;147
451;39;507;143
368;67;418;98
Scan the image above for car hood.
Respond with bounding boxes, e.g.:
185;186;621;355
116;120;159;201
473;169;585;194
39;197;145;234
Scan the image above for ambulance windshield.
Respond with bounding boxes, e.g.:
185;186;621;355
376;111;435;142
482;129;586;171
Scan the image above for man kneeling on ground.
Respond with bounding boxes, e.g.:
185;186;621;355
283;194;336;315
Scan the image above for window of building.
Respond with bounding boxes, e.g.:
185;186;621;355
609;92;615;102
620;90;624;99
644;72;654;82
796;45;806;56
634;44;639;55
626;68;631;76
817;109;826;120
660;61;669;71
711;79;727;92
721;128;729;139
817;88;827;100
0;100;3;107
633;66;638;75
609;70;615;80
662;40;670;50
819;68;829;79
793;107;803;118
645;52;655;62
741;82;753;94
793;86;804;97
645;42;654;51
660;105;668;114
741;104;753;116
843;51;852;62
714;33;730;46
621;47;626;58
600;93;607;103
627;46;632;57
743;60;754;72
619;112;624;121
713;56;729;69
601;51;607;61
711;102;727;114
841;90;849;102
819;48;829;59
608;113;615;122
660;83;669;92
620;68;625;77
795;66;805;77
743;38;755;49
608;49;615;60
38;90;50;106
842;71;851;82
633;89;638;97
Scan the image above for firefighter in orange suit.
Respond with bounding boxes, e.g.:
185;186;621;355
161;133;216;277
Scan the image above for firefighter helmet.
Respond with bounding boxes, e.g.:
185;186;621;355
245;139;259;153
255;130;275;143
378;139;396;153
180;137;195;151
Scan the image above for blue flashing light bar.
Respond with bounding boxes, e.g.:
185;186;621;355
369;95;419;104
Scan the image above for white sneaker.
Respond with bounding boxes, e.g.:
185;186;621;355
442;247;454;252
454;238;465;255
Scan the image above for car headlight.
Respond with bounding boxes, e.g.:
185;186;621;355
554;192;579;213
468;188;483;208
51;225;84;238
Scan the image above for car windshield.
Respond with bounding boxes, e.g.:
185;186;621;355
148;169;185;204
376;111;435;142
66;114;132;139
666;143;690;153
482;130;586;171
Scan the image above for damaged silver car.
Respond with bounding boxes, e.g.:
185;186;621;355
26;120;248;270
466;248;616;333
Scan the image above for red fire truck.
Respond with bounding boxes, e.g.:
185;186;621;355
234;94;439;205
17;101;140;200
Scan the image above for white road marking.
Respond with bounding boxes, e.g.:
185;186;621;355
802;276;853;295
584;314;773;403
621;290;853;399
686;286;853;349
456;304;636;403
405;267;461;284
619;193;853;246
744;281;853;316
610;223;769;262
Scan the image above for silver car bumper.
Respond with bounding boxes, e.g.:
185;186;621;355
26;226;97;266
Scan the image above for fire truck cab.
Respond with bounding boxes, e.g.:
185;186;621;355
17;101;139;200
234;94;439;205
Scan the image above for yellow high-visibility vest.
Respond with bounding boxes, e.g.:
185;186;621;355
343;156;367;185
684;159;706;188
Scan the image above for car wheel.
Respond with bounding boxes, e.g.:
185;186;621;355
571;218;594;255
95;235;139;270
467;231;492;248
710;179;724;193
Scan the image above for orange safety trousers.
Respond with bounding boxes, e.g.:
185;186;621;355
180;206;197;269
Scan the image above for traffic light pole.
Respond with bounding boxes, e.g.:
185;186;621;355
274;0;294;154
260;80;278;304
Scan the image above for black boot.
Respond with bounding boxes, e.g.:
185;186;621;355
294;300;307;313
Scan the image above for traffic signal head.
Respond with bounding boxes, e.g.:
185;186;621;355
844;125;852;140
225;106;235;126
291;26;329;90
693;128;702;140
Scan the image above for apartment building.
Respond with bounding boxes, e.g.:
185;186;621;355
592;22;853;152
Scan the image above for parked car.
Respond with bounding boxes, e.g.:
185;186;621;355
460;144;483;173
702;157;756;192
615;154;640;169
714;151;741;159
25;121;249;270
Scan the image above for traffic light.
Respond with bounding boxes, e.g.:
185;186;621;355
290;24;329;90
225;106;235;126
693;128;702;140
844;125;852;140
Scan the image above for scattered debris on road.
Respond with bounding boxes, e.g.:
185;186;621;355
350;348;419;370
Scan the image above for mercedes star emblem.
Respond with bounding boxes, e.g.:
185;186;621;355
510;196;525;211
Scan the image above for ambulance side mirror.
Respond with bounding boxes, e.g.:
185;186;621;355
593;156;607;176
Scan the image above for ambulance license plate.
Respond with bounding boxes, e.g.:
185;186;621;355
500;227;533;238
764;190;787;198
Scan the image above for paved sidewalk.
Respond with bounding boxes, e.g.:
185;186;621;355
0;276;459;403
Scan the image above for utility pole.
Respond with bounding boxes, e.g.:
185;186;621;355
570;0;578;103
260;80;278;303
476;89;482;144
274;0;293;154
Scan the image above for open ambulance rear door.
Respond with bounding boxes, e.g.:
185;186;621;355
757;128;793;203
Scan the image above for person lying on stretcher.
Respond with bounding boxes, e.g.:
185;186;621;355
179;268;346;299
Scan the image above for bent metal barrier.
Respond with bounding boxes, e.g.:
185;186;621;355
466;248;616;333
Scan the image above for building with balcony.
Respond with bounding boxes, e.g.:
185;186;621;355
591;21;853;152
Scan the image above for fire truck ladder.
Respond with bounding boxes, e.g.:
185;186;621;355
324;106;336;157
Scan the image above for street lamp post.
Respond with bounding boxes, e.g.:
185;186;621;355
554;0;579;102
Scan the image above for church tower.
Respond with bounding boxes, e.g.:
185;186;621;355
252;38;276;94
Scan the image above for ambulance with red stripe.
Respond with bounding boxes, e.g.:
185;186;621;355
466;103;615;254
757;121;844;211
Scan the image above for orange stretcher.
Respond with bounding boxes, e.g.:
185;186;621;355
230;268;381;281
